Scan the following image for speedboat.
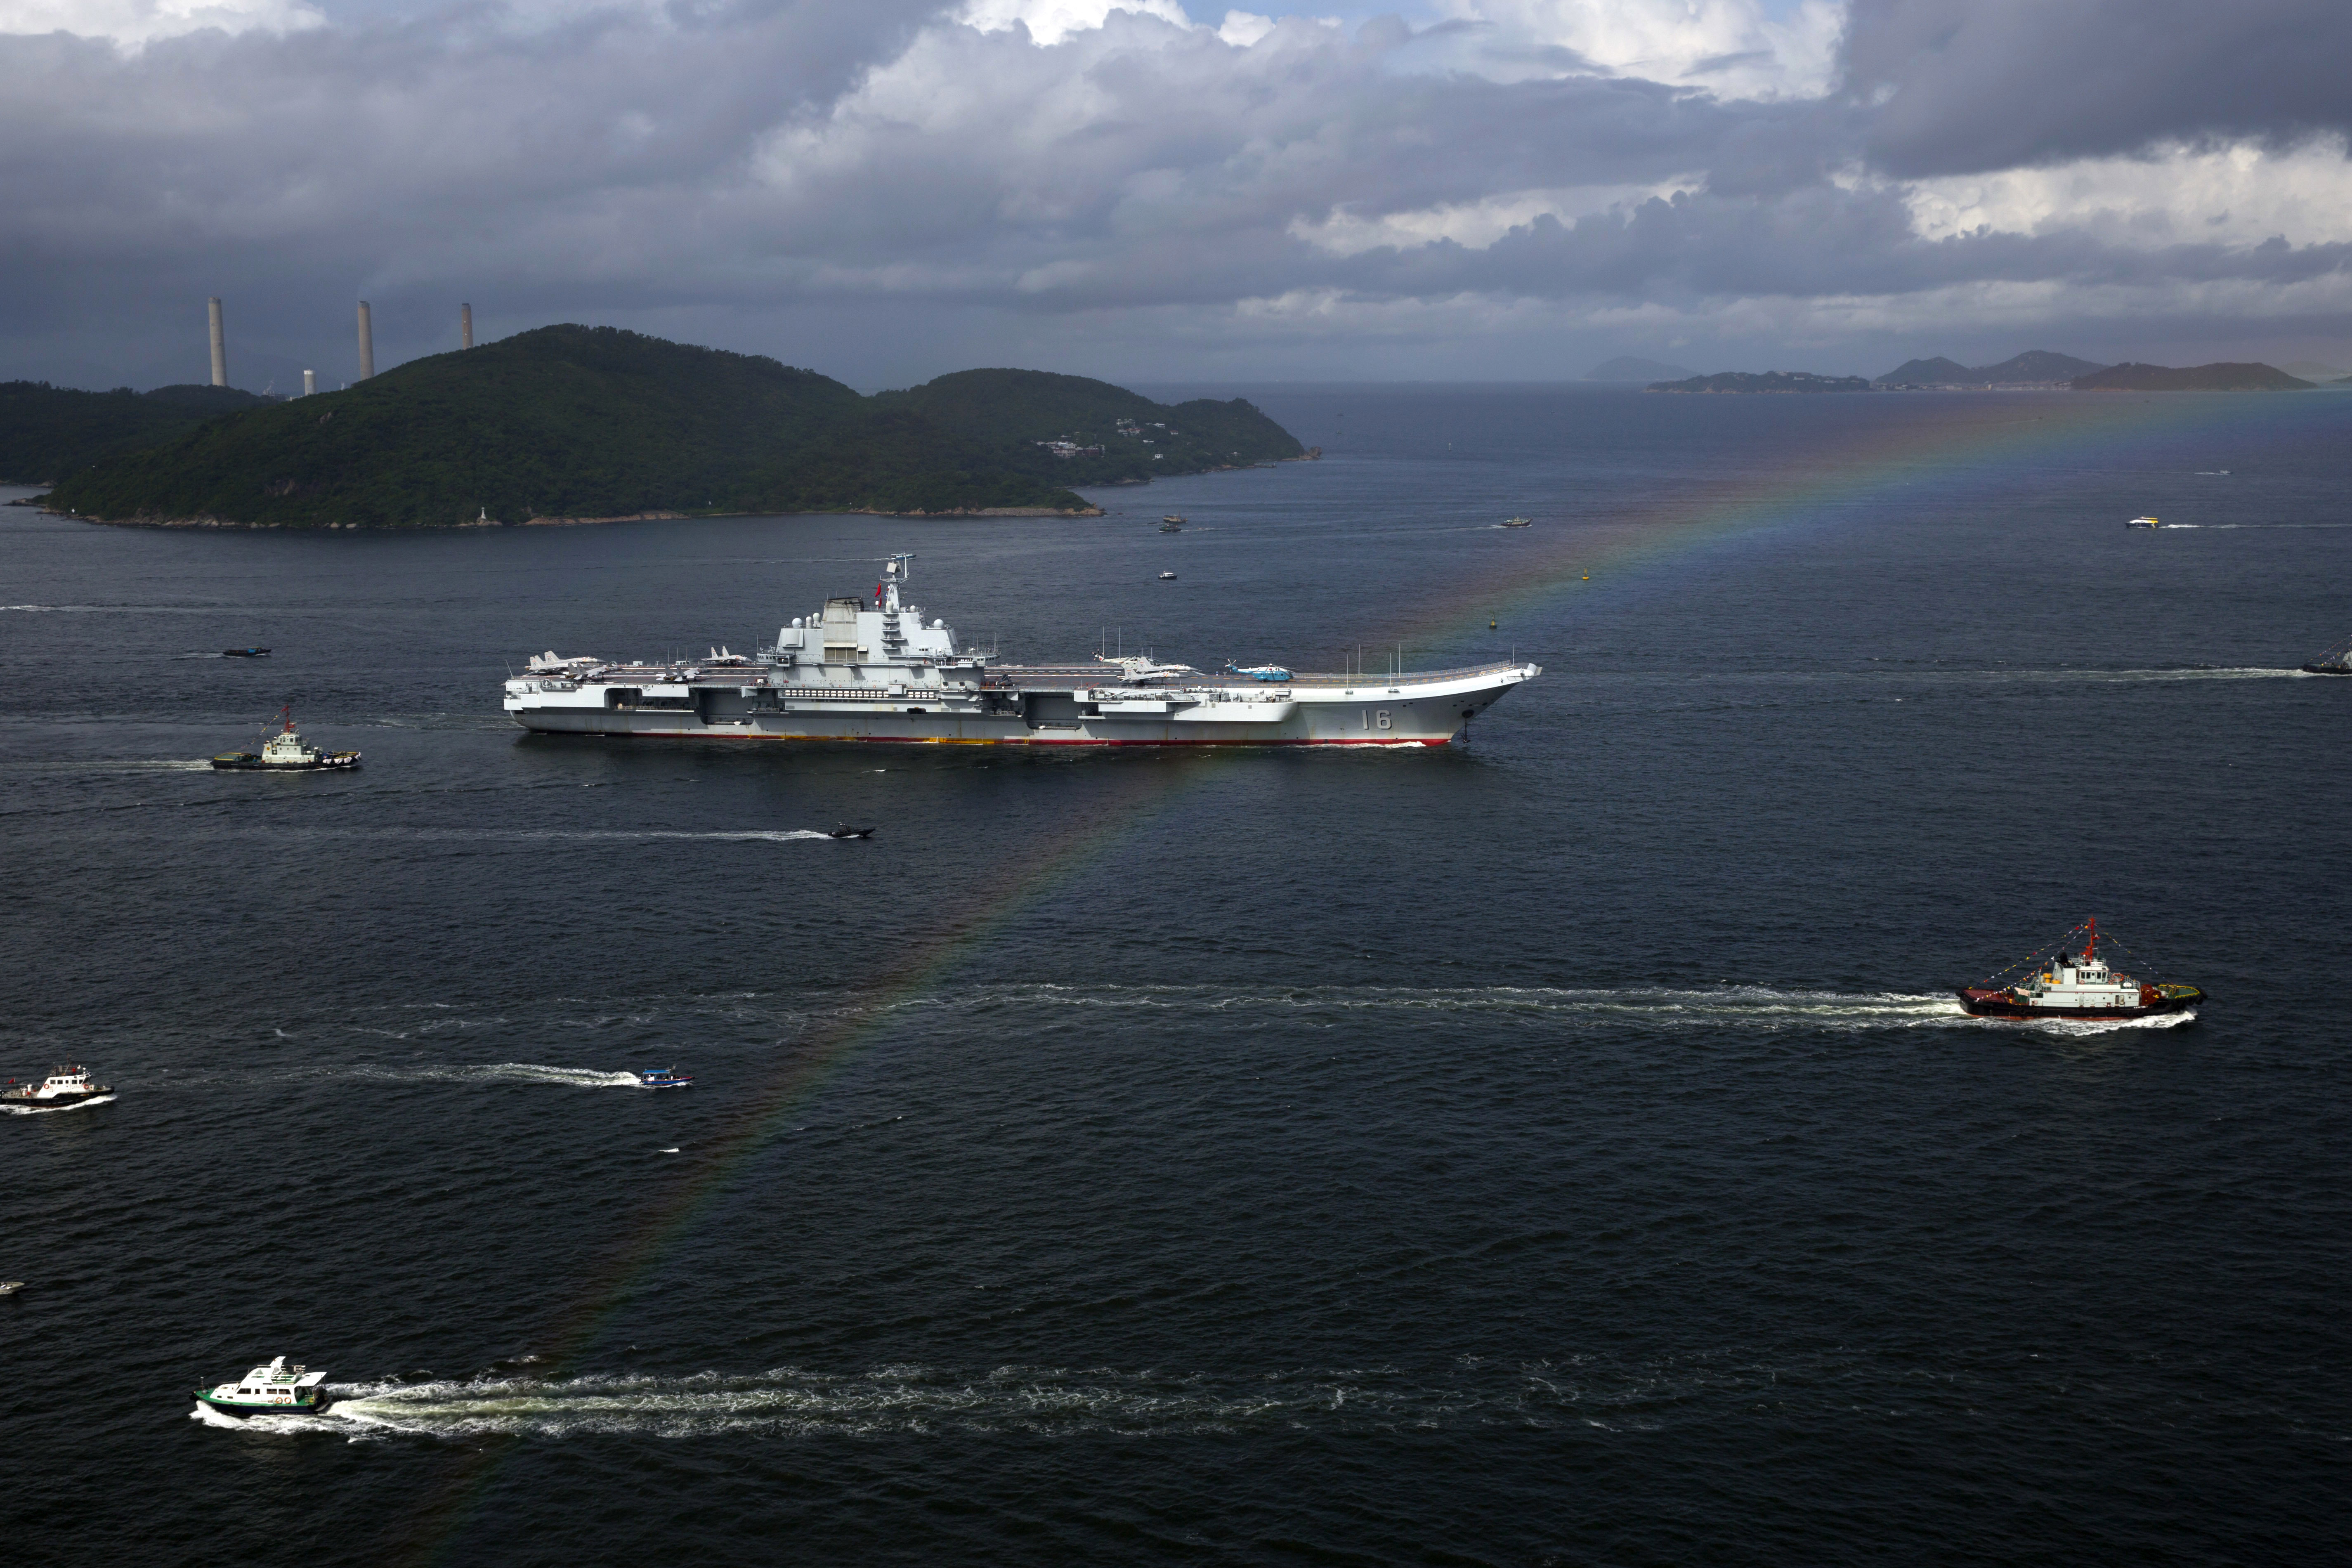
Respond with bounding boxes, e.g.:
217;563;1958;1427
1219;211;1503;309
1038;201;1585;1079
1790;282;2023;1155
2126;516;2160;528
827;824;875;839
222;647;271;657
2;1065;114;1111
195;1356;331;1418
1501;516;1533;527
1956;919;2203;1020
638;1067;693;1090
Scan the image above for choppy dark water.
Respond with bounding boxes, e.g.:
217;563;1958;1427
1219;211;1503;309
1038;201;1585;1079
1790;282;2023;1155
4;387;2348;1566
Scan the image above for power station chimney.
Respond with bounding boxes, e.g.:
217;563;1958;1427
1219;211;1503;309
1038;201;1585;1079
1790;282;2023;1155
356;301;375;380
208;297;227;387
461;303;474;349
302;369;316;397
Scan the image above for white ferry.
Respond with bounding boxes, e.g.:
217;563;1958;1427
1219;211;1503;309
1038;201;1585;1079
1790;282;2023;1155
2;1065;114;1111
194;1356;332;1417
502;555;1539;748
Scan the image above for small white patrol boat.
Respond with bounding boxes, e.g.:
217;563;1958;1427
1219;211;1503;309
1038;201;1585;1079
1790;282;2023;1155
2;1065;114;1111
195;1355;331;1418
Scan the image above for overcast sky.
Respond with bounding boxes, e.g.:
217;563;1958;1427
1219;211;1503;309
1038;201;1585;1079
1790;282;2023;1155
4;0;2348;390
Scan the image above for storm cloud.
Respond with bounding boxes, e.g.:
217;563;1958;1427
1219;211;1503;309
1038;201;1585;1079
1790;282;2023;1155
3;0;2348;385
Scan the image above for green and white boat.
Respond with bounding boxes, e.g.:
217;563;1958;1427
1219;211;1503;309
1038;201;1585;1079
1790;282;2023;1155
194;1355;331;1418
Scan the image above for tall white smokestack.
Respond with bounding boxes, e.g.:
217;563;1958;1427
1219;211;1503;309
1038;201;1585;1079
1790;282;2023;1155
302;369;316;397
208;297;227;387
461;303;473;349
357;300;375;380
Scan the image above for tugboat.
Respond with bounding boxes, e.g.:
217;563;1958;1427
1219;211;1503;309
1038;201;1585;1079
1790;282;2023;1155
637;1067;693;1090
2;1065;114;1111
1956;919;2203;1020
2299;635;2351;675
195;1355;331;1418
211;707;361;771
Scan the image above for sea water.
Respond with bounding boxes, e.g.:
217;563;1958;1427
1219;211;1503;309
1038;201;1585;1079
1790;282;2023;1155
2;386;2347;1565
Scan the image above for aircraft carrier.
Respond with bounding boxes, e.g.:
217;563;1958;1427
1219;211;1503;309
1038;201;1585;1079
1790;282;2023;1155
502;555;1539;747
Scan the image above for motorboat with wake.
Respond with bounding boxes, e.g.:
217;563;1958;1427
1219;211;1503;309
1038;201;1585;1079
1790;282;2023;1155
3;1065;114;1111
1956;919;2203;1020
637;1067;693;1089
195;1356;331;1417
827;824;875;839
2127;516;2160;529
212;707;360;771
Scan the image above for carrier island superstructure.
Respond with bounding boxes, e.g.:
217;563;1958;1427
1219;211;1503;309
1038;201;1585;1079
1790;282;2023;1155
503;556;1539;747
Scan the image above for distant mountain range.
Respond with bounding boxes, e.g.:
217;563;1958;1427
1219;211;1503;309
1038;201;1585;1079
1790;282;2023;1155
2071;361;2315;392
1586;355;1698;383
1648;371;1872;394
1876;350;2107;386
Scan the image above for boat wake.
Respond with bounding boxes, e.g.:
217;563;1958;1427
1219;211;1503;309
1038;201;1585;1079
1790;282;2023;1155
344;1063;645;1090
1972;1009;2198;1037
387;829;839;844
1;1093;116;1115
956;984;1976;1032
245;1362;1609;1441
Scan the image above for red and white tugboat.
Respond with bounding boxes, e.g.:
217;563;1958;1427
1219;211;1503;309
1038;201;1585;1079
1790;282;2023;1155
2;1064;115;1112
1957;920;2203;1020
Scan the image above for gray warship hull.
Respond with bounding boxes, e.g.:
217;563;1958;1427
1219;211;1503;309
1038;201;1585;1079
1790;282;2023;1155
504;557;1537;748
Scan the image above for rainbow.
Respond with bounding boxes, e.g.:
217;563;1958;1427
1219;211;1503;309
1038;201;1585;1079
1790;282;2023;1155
1386;390;2341;660
406;385;2337;1558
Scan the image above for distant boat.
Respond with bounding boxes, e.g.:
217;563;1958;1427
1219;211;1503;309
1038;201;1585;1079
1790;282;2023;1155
827;824;875;839
1501;516;1532;528
1158;571;1177;580
222;647;271;657
637;1067;693;1090
2301;635;2352;675
2126;516;2160;528
1159;515;1184;531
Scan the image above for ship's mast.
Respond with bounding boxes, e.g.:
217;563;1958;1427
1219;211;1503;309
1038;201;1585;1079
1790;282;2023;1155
2082;918;2097;963
881;553;915;613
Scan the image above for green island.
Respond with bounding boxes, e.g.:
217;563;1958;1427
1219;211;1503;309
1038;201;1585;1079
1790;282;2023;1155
22;326;1307;528
0;382;269;484
2069;361;2314;392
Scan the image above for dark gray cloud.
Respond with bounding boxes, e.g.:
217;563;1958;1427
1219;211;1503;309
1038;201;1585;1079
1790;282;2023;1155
1845;0;2352;174
0;0;2346;386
